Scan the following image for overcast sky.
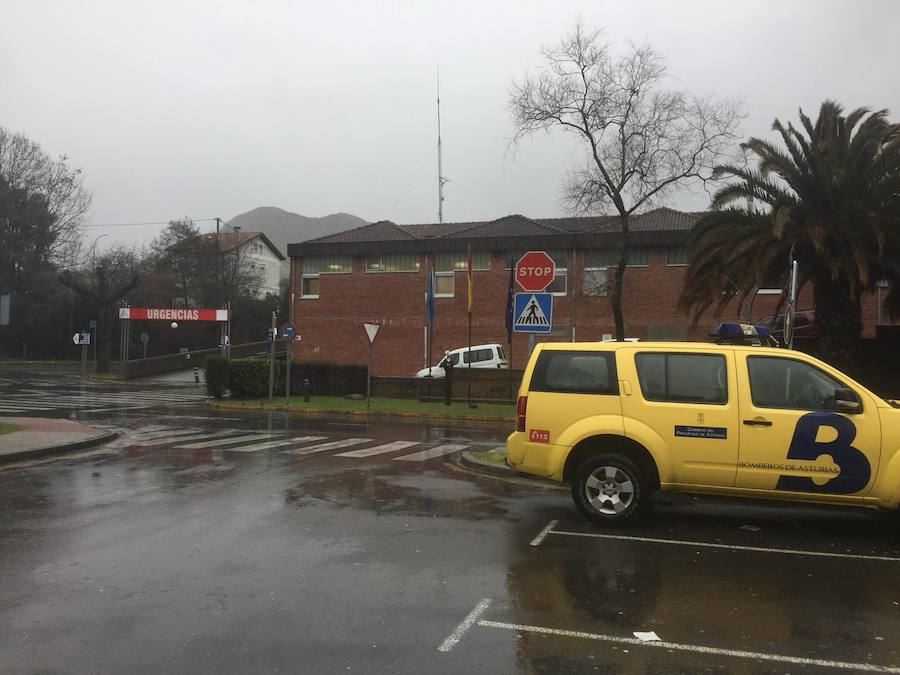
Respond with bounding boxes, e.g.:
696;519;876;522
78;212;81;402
2;0;899;249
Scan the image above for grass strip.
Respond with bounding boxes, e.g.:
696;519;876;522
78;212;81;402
209;395;514;421
0;422;22;435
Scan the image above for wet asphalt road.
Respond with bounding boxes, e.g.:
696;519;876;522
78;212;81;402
1;364;900;674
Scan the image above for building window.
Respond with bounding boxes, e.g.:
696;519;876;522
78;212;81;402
435;252;491;271
366;253;420;272
435;272;454;297
628;247;650;266
582;267;608;296
666;247;689;266
301;275;320;298
304;256;352;274
546;269;567;296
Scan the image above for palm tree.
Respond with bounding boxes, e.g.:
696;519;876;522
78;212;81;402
680;101;900;371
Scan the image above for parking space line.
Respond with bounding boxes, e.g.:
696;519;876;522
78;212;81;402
476;620;900;673
547;529;900;563
437;598;492;653
530;520;559;547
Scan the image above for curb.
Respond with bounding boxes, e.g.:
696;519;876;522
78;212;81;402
0;430;119;465
458;450;566;490
206;400;515;425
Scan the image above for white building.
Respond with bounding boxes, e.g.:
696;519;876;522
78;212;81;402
213;231;285;298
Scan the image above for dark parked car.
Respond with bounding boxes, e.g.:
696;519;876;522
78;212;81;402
757;309;816;343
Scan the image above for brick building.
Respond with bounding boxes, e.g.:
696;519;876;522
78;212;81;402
287;208;884;376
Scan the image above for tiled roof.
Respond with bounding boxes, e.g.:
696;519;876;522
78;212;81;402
447;214;565;238
289;208;701;256
306;220;419;243
200;231;285;259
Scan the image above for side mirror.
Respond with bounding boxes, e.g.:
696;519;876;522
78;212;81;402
834;387;862;413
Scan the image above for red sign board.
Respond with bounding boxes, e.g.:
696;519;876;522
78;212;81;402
515;251;556;292
119;307;230;321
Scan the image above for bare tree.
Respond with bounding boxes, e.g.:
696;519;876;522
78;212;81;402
510;23;743;340
0;127;92;265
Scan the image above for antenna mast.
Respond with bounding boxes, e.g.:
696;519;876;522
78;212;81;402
437;65;448;224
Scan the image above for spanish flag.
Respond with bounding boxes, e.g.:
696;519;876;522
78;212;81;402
466;243;473;314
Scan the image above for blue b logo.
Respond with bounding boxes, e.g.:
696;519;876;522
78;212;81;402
776;412;870;494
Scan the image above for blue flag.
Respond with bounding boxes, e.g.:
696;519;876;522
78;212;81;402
504;256;514;340
426;260;435;328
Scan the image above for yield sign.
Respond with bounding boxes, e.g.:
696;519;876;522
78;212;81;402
363;323;380;344
515;251;556;292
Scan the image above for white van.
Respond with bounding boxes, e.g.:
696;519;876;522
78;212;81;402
416;343;509;378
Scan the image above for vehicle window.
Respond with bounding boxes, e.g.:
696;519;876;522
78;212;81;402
635;353;727;404
794;314;809;328
497;346;507;361
747;356;848;411
443;353;460;367
529;351;617;395
462;348;491;364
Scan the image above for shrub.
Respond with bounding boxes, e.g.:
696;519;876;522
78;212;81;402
229;358;283;398
204;356;230;399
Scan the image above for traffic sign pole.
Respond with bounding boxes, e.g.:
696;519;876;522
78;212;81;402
281;322;296;407
363;323;380;412
268;312;276;402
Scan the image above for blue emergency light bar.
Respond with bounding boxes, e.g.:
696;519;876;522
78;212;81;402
710;322;773;346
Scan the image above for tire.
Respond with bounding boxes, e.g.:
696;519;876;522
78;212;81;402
571;453;647;526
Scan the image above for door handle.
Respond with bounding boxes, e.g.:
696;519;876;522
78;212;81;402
743;418;772;427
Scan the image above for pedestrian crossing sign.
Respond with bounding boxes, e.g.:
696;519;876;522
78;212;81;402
513;292;553;333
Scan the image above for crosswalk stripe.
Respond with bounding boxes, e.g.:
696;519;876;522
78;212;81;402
283;438;373;455
0;403;57;410
394;444;468;462
221;436;328;453
176;433;280;449
128;428;203;441
336;441;421;458
136;430;247;447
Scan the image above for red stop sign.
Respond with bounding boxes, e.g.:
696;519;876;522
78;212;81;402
515;251;556;291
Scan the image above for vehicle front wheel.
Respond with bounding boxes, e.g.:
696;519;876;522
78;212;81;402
571;454;646;526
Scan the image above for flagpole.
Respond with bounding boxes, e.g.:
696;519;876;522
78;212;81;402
467;243;474;409
505;256;515;401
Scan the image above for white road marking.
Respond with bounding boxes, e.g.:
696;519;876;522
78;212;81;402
547;530;900;563
437;598;492;653
336;441;421;458
222;436;328;453
177;433;280;449
476;620;900;673
129;428;201;441
136;430;247;447
283;438;374;455
393;444;468;462
529;520;559;547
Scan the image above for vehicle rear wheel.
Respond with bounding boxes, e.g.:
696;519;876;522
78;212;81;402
571;453;646;526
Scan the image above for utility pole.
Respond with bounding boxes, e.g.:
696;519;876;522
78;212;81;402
437;64;448;224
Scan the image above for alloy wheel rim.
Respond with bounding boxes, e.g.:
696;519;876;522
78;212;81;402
584;465;635;515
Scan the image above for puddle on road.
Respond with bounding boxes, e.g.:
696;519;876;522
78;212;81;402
284;466;508;521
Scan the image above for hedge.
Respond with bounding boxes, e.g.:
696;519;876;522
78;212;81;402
204;356;230;399
229;358;284;398
216;359;366;399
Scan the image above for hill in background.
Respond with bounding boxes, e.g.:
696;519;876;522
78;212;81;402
227;207;368;255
